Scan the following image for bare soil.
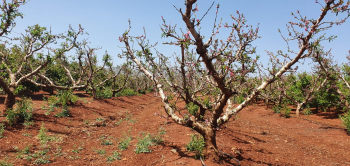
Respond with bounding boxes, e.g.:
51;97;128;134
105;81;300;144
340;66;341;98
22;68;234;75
0;91;350;165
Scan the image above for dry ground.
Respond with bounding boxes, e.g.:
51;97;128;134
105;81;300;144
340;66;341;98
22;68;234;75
0;91;349;165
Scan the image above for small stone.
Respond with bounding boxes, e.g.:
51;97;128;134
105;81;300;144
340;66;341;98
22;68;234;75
171;149;177;154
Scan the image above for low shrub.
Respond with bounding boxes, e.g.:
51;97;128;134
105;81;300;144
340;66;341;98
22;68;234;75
106;151;121;162
135;128;166;154
234;94;245;104
0;123;5;138
302;106;313;115
135;133;153;154
42;89;79;117
118;136;132;150
101;137;114;145
6;97;33;126
283;106;291;118
96;87;113;99
138;89;147;94
115;89;137;97
186;102;199;116
37;123;59;144
340;111;350;134
186;134;205;159
272;105;281;114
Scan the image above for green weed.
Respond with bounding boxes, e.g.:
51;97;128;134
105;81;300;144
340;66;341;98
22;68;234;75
96;87;113;99
135;133;153;154
0;123;5;138
135;128;166;154
94;149;106;155
118;136;132;150
37;123;60;144
115;119;123;125
115;89;137;97
186;102;199;116
6;97;33;126
340;111;350;134
33;156;50;164
186;134;205;159
106;150;121;162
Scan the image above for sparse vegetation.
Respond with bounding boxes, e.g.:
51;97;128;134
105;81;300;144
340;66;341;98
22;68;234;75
33;156;50;164
115;119;123;125
135;133;153;154
94;149;106;155
135;128;166;154
100;136;114;145
37;123;60;144
118;136;132;150
0;156;13;166
106;151;121;162
83;120;89;125
0;0;350;165
96;117;104;121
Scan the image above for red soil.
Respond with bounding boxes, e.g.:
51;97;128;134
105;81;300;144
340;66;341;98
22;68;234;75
0;91;350;165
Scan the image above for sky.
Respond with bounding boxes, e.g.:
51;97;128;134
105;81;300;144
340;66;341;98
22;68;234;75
7;0;350;73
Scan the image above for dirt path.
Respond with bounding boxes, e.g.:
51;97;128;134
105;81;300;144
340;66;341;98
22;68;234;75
0;92;350;165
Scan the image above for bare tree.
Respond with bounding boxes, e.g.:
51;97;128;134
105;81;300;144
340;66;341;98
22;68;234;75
120;0;349;162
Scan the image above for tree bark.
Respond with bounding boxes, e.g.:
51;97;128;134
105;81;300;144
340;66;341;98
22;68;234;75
296;103;303;118
3;91;15;115
91;88;97;99
203;128;220;163
0;76;16;115
195;107;206;121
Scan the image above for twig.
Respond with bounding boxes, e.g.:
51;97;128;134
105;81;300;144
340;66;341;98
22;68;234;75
218;150;241;166
200;156;207;166
196;1;215;26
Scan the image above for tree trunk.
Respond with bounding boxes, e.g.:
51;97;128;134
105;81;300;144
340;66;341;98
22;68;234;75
196;107;206;121
203;128;220;163
3;91;15;115
296;103;303;118
266;99;270;109
0;76;16;115
91;88;97;99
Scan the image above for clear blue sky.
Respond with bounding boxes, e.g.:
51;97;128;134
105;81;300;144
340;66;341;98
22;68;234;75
9;0;350;72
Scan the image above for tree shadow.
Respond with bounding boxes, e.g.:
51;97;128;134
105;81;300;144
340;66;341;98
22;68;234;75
0;96;4;104
160;142;194;161
74;92;90;98
23;94;46;101
245;158;274;165
98;98;118;106
223;129;267;144
114;97;136;105
314;111;343;119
